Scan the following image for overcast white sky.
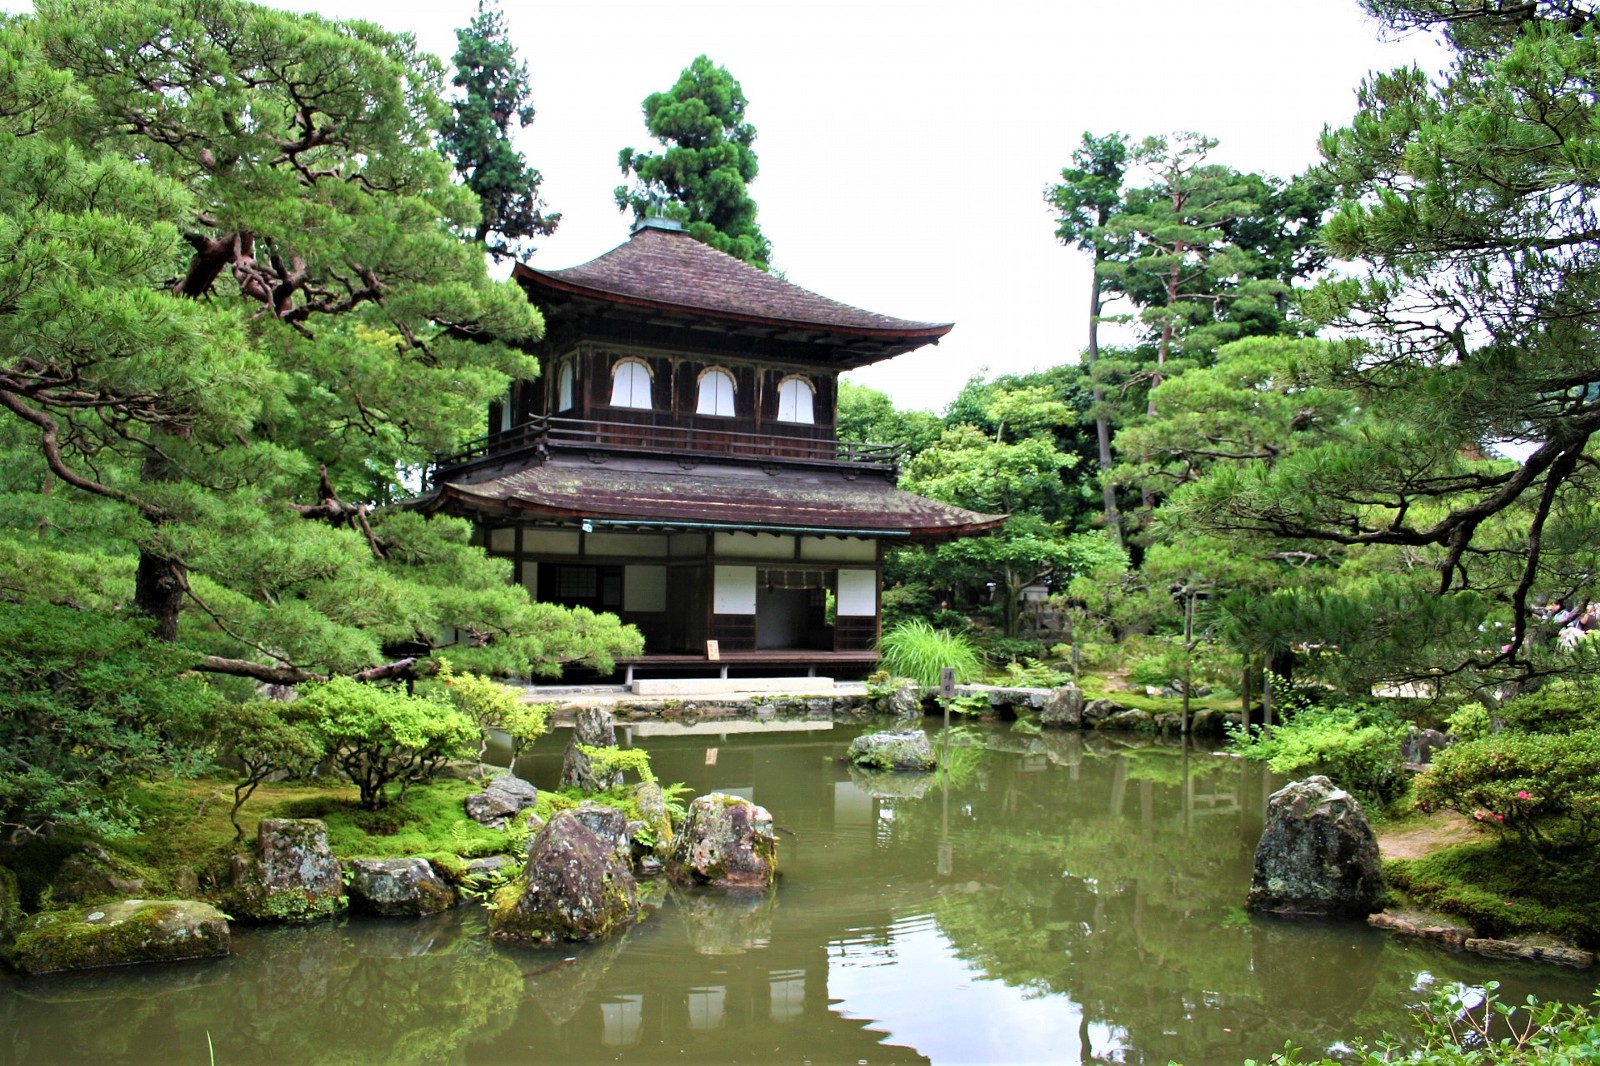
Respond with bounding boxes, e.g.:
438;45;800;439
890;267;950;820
217;2;1447;410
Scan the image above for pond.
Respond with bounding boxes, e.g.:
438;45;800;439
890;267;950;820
2;719;1593;1065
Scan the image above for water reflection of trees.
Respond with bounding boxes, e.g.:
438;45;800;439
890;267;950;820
2;914;523;1064
882;734;1396;1062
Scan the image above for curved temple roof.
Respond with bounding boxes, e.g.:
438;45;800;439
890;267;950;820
513;222;953;365
425;456;1005;543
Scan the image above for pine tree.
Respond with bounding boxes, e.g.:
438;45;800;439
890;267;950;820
614;55;772;269
440;0;560;261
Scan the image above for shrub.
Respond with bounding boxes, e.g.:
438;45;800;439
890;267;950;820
218;700;324;840
436;660;552;764
0;605;223;839
1229;700;1407;808
878;619;985;688
287;676;478;810
1416;728;1600;857
1496;682;1600;733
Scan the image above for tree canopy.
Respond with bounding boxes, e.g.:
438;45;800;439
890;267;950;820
0;0;639;688
439;0;560;261
614;54;772;269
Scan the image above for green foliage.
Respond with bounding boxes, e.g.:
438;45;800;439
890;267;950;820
1230;694;1408;808
1497;683;1600;734
217;700;324;840
0;0;641;693
878;619;985;689
614;55;770;268
576;744;656;785
1417;730;1600;857
435;659;551;762
439;0;559;259
1445;701;1492;742
1000;658;1071;689
287;677;477;810
1251;981;1600;1066
0;604;222;839
836;380;943;459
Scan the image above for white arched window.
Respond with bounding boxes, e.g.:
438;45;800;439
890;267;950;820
556;362;575;412
776;375;815;424
696;367;736;416
609;358;652;409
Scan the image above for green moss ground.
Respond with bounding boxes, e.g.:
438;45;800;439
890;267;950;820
1385;840;1600;948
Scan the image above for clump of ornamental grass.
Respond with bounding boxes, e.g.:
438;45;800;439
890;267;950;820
878;619;986;689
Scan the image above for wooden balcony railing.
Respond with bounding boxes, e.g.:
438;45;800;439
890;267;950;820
429;415;903;486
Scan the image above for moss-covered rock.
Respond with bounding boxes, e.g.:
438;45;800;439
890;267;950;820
1248;776;1385;918
230;818;345;923
0;864;19;949
667;792;777;891
488;809;640;944
847;730;937;772
346;858;456;917
6;899;229;974
46;842;145;904
628;781;675;861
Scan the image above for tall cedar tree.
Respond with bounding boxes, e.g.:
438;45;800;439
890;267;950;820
615;55;772;269
1048;131;1131;545
440;0;559;261
0;0;641;686
1176;0;1600;675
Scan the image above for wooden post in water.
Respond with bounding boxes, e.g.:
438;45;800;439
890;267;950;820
939;667;955;750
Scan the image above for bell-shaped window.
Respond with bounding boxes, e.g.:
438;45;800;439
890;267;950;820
696;367;737;417
776;375;815;424
556;362;575;412
609;358;652;409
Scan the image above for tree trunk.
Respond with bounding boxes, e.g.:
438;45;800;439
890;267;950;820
1086;255;1121;546
134;454;185;641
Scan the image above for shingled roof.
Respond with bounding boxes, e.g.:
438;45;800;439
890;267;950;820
512;221;952;364
425;454;1005;543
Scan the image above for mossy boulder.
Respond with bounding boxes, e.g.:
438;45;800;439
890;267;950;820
46;842;145;904
1099;709;1157;732
667;793;777;891
0;864;19;949
464;772;539;829
346;858;456;917
1040;684;1084;728
628;781;675;861
6;899;228;974
847;730;937;772
230;818;345;923
1248;776;1385;918
489;809;640;944
559;707;622;791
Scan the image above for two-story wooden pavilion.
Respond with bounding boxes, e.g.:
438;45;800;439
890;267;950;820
418;219;1003;678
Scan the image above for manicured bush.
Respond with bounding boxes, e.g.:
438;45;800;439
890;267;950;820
1496;681;1600;733
218;700;324;840
1416;728;1600;857
878;619;985;688
287;676;477;809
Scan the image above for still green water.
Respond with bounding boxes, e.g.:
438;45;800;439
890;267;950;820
2;720;1593;1065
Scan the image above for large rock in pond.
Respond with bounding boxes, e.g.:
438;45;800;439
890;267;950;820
568;802;632;866
667;793;778;891
1040;684;1084;728
6;899;229;974
1248;776;1385;918
464;772;539;829
231;818;344;922
346;858;456;917
560;707;622;791
874;678;925;720
847;730;937;772
489;809;639;944
1099;708;1156;732
628;781;675;862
